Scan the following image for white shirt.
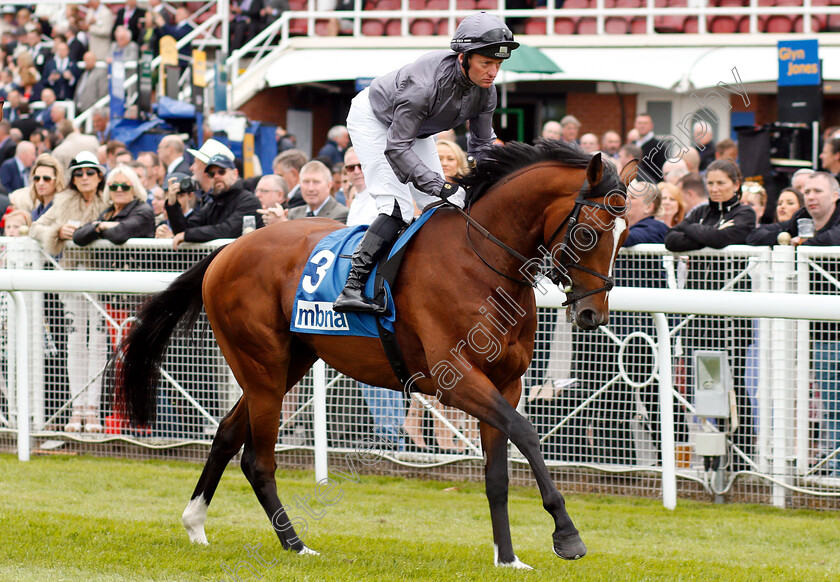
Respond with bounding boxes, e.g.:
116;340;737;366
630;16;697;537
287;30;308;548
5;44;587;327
167;156;185;175
347;188;378;227
308;197;330;216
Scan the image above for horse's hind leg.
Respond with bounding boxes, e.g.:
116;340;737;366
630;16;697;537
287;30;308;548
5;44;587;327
480;381;532;569
226;337;319;553
182;396;249;544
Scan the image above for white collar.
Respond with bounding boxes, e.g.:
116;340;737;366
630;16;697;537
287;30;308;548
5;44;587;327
167;156;184;174
309;197;330;216
635;131;655;146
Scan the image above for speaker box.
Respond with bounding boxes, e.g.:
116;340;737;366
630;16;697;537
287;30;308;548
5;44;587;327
778;84;823;125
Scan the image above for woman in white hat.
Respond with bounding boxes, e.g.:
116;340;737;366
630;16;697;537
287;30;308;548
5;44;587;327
30;151;109;433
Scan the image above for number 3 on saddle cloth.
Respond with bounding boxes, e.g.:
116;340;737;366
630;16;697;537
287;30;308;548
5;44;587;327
291;207;439;344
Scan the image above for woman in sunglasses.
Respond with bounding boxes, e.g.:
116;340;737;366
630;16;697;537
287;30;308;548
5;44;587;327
30;151;110;433
73;165;154;245
333;11;519;314
8;154;66;221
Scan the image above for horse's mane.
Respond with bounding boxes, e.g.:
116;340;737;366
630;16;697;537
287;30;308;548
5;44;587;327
460;140;593;205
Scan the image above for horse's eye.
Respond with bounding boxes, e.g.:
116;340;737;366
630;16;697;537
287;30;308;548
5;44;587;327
573;227;596;248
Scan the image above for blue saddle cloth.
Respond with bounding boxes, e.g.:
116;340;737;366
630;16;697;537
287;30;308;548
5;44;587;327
290;208;438;337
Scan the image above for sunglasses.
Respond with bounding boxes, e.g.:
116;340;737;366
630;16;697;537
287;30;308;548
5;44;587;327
206;168;228;178
73;168;99;178
345;163;362;172
109;182;131;191
32;175;54;182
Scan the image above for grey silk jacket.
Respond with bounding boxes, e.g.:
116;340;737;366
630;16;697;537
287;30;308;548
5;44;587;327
367;50;498;196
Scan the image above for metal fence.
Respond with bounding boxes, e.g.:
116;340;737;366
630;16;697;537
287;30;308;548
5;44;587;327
1;236;839;509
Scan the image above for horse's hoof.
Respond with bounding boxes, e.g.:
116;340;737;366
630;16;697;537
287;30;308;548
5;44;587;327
553;534;587;560
298;546;320;556
497;556;533;570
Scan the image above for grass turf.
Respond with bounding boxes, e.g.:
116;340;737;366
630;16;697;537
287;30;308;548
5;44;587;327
0;454;838;581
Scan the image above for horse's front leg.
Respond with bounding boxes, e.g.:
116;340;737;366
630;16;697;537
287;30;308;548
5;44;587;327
448;374;586;562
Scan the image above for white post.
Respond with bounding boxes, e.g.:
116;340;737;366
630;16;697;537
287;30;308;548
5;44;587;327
313;359;328;483
770;245;794;507
756;249;772;474
654;313;676;510
11;292;29;461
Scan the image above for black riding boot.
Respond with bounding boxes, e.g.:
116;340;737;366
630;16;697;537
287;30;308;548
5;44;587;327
333;213;405;314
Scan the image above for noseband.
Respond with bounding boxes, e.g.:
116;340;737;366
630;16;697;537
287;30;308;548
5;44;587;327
455;177;627;307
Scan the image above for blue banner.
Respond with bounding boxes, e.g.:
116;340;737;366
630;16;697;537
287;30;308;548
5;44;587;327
778;40;820;87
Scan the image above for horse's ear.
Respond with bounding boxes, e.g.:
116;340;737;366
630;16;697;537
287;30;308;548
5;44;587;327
619;159;639;187
586;152;604;186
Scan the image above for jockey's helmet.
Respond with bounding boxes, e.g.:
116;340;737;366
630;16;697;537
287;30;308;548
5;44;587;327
450;12;519;60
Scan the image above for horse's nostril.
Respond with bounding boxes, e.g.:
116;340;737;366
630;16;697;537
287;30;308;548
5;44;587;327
577;309;601;330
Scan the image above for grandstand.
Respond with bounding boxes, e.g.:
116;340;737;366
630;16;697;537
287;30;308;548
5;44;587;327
211;0;840;148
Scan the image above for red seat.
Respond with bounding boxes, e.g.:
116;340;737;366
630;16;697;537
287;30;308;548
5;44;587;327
408;0;426;9
554;18;577;34
763;15;794;32
577;18;597;33
605;17;630;34
474;0;497;8
563;0;592;7
385;19;403;35
524;18;548;35
683;16;698;32
714;0;747;5
655;14;687;32
456;0;476;9
373;0;399;9
361;19;386;35
616;0;643;6
629;16;647;33
709;15;740;33
410;18;437;35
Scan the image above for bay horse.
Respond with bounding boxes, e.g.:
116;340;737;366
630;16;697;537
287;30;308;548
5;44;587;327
117;141;636;569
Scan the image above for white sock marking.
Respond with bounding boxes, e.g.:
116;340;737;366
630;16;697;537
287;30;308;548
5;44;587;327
494;544;534;570
182;494;209;545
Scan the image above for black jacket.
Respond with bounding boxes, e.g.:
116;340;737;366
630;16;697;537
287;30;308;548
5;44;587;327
166;179;263;242
73;199;155;246
746;204;840;246
664;195;756;252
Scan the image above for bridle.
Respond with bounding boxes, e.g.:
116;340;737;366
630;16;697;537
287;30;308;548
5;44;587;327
452;176;627;307
544;179;627;306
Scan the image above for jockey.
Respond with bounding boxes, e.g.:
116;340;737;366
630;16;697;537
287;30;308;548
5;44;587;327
333;11;519;314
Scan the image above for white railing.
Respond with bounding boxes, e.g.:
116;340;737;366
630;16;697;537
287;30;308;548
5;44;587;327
2;238;840;508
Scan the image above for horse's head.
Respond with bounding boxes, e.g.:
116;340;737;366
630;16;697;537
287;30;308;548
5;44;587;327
544;154;637;330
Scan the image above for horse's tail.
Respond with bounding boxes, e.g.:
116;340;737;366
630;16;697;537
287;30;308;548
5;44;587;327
115;246;227;426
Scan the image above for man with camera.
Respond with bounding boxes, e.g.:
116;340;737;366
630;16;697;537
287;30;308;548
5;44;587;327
162;154;263;249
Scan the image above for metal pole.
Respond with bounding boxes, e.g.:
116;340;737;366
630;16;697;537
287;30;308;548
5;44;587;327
313;359;328;483
654;313;676;510
11;292;29;461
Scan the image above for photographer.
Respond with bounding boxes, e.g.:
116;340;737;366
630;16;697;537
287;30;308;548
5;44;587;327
162;155;262;249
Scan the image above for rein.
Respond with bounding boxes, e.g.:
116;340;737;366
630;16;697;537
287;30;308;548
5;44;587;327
439;175;626;307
